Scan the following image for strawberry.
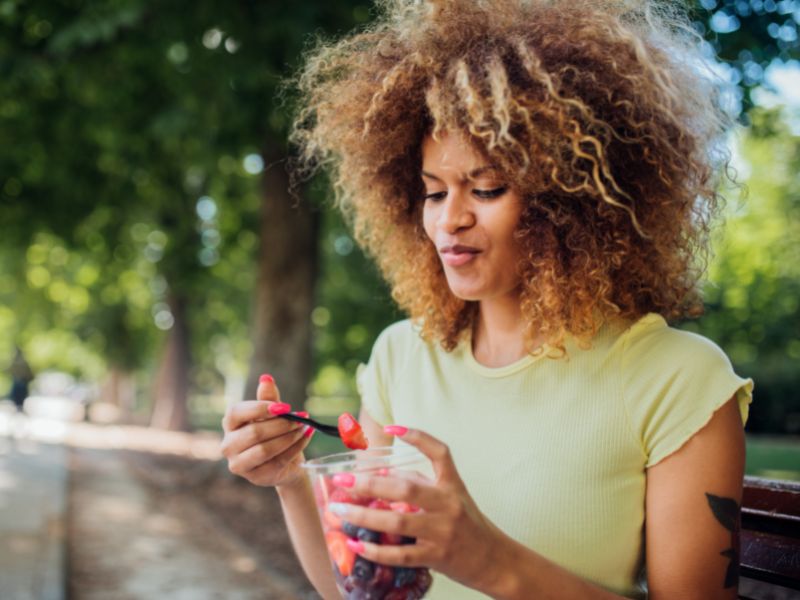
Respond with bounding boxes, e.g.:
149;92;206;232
330;487;357;504
329;487;370;506
338;412;369;450
325;530;355;576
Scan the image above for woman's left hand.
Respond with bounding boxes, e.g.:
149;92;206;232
327;426;509;593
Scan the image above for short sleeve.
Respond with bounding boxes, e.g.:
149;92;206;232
621;315;754;468
356;322;408;427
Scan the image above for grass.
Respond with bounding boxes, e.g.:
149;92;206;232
745;435;800;481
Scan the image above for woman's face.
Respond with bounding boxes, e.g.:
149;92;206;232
421;133;524;303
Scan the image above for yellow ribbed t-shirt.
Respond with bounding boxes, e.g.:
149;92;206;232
356;314;753;599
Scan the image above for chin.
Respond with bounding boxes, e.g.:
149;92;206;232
446;283;485;302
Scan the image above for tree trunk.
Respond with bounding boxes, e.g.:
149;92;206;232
150;293;192;430
245;150;318;409
102;367;136;418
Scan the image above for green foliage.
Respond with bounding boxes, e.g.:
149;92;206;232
1;1;798;442
309;201;400;411
683;107;800;433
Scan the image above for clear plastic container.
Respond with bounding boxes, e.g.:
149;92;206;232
303;445;435;599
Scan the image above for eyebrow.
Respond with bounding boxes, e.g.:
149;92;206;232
421;166;499;181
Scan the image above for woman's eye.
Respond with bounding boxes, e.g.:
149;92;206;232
423;191;447;201
473;187;507;199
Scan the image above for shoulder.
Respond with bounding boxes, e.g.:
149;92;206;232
618;313;733;373
370;319;425;361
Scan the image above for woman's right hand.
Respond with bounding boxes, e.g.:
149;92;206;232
220;374;313;488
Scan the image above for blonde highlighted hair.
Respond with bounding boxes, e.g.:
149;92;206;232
290;0;731;353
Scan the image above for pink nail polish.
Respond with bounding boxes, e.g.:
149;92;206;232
346;538;365;554
268;402;291;415
303;426;315;439
332;472;355;488
259;374;274;384
383;425;408;436
295;411;310;418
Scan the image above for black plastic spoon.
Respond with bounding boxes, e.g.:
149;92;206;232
278;413;341;438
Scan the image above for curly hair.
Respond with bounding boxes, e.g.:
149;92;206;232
289;0;732;354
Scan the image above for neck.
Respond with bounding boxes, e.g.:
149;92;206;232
472;294;527;368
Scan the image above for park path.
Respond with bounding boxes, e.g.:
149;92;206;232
67;444;309;600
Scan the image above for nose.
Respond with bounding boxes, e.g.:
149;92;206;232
436;190;475;233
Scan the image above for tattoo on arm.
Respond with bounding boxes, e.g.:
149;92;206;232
705;492;741;589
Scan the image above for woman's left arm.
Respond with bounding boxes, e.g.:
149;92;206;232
644;395;745;599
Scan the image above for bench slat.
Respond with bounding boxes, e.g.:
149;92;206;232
740;476;800;591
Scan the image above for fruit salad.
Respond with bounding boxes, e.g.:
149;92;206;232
314;474;432;599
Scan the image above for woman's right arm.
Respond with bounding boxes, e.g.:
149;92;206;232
220;377;340;599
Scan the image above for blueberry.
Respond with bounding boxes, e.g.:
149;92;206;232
352;556;376;582
393;567;418;588
356;527;381;543
342;520;360;538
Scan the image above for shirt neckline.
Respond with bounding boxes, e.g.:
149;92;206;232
460;328;551;378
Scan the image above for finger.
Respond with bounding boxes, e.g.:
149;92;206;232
347;538;433;568
256;373;282;403
383;426;460;483
244;426;313;480
228;425;307;474
346;472;444;511
326;503;434;540
221;400;275;432
222;417;303;460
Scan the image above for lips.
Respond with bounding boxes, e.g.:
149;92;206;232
439;244;481;267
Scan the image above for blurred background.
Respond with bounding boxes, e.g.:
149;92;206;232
0;1;798;598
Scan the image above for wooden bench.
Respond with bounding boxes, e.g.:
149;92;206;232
739;476;800;598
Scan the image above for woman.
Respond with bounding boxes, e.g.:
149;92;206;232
221;0;753;597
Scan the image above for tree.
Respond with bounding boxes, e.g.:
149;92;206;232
0;0;369;428
686;107;800;432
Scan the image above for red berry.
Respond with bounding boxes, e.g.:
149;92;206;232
325;530;355;576
379;531;404;545
338;412;369;450
369;564;395;594
330;487;369;505
385;585;416;600
414;568;432;594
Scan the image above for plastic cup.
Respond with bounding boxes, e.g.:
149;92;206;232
303;445;435;600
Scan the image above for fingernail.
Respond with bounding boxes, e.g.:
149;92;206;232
303;426;315;439
383;425;408;436
295;411;309;418
346;538;365;554
328;502;350;516
268;402;291;415
332;472;355;487
259;374;274;384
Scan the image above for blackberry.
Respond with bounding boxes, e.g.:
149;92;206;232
356;527;381;543
352;556;376;582
400;535;416;545
393;567;418;588
342;520;360;538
